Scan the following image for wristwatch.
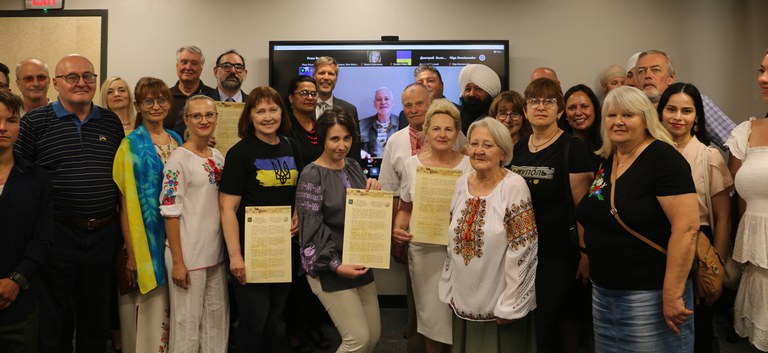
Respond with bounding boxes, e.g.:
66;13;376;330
9;272;29;290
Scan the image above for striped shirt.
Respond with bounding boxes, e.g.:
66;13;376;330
15;100;125;219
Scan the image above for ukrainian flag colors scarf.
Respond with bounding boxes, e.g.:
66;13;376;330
113;124;183;294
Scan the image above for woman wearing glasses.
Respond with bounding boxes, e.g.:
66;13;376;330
509;78;594;353
113;77;183;353
438;117;537;353
489;90;531;146
160;95;228;353
219;87;304;352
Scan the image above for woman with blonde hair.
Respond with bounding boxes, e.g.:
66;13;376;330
392;99;472;353
99;76;136;132
577;86;698;352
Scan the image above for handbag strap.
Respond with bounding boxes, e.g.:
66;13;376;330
609;155;668;255
701;146;715;228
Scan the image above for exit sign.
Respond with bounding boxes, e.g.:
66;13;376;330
25;0;64;10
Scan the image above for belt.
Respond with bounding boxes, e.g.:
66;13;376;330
55;213;116;231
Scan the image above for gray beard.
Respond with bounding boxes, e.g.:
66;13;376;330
221;79;242;91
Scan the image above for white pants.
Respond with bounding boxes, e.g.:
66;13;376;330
165;251;229;353
307;275;380;353
118;284;169;353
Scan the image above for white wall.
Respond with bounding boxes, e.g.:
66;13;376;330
2;0;765;122
2;0;765;294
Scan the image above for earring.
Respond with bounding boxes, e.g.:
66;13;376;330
693;121;698;132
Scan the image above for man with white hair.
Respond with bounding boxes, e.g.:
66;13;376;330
635;49;735;149
458;64;501;134
359;87;399;157
168;45;214;137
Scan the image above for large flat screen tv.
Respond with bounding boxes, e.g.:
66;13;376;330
269;40;510;119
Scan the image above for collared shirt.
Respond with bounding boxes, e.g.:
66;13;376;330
217;88;243;103
168;80;214;136
701;94;736;151
0;153;54;324
16;100;124;218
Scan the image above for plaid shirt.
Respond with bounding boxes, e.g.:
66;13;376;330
701;94;736;151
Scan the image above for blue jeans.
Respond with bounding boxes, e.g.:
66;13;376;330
592;279;694;353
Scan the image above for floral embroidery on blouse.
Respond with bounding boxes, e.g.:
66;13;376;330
453;197;486;265
203;158;223;186
587;166;607;201
161;169;180;206
301;245;318;276
504;198;538;251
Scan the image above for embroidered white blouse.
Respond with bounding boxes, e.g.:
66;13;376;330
159;147;226;270
438;171;538;321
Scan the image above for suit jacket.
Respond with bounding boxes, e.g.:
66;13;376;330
206;88;249;102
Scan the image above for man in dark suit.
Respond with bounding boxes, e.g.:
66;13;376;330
313;56;362;159
207;49;248;103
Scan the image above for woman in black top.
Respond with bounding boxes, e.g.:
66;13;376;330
575;86;699;352
219;86;304;353
509;78;594;353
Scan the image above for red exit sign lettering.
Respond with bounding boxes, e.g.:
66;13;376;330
25;0;65;10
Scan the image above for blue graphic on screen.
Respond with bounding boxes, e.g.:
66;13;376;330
396;51;412;65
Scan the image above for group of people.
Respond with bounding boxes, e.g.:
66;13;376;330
1;45;767;353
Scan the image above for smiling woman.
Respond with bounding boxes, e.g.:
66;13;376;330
218;86;304;352
577;86;699;353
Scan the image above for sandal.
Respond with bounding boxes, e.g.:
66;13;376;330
308;329;331;350
287;334;313;353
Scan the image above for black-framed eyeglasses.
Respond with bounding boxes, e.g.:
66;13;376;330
186;112;218;121
294;90;318;98
140;97;169;108
0;82;8;90
55;73;97;85
217;62;245;73
21;75;49;83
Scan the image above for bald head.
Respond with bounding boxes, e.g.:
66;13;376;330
15;58;51;107
53;55;97;111
530;67;560;85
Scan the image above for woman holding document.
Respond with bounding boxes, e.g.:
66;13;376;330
219;87;304;352
392;99;472;353
296;109;382;353
438;117;538;353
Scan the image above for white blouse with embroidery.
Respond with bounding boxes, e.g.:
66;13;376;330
438;170;538;321
159;147;226;270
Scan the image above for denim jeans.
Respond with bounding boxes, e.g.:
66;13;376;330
592;279;694;353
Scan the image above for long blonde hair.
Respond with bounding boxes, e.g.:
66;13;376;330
596;86;674;158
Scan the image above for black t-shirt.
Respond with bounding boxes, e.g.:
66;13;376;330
509;133;593;263
219;135;304;254
575;140;695;290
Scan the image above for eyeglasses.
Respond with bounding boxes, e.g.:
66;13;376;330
55;73;97;85
467;141;498;151
496;111;523;121
0;82;8;90
140;97;169;108
526;98;558;108
186;112;218;121
294;90;318;98
217;62;245;73
21;75;49;83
